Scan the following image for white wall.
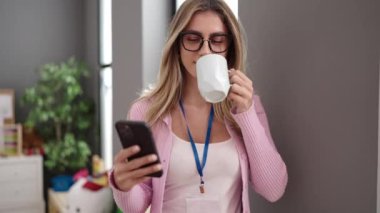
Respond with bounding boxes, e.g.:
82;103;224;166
142;0;172;88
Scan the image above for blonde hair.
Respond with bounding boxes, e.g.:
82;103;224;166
140;0;247;129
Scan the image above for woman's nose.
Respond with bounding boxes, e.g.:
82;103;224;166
198;40;212;56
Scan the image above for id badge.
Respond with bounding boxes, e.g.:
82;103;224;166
186;196;221;213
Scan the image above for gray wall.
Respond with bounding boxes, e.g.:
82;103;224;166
113;0;380;212
112;0;172;155
112;0;143;154
84;0;101;153
240;0;380;212
0;0;100;152
0;0;85;122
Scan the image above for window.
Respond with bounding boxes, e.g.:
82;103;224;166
99;0;113;170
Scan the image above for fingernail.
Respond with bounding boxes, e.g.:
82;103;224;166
150;155;157;161
156;164;162;170
133;145;140;152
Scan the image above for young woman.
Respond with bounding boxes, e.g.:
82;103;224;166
111;0;288;212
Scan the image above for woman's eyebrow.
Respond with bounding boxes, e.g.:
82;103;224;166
182;30;228;37
210;32;229;37
181;30;202;36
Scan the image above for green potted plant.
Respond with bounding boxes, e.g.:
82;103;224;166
21;57;94;190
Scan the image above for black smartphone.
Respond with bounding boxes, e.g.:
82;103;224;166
115;120;163;177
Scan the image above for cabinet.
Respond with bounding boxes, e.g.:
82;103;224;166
0;155;45;213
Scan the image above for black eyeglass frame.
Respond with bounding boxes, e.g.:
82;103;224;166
179;31;231;53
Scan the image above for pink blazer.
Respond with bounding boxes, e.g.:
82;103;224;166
110;95;288;213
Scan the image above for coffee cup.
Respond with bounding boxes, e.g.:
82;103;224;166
196;54;230;103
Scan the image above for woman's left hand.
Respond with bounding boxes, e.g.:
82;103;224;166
228;69;254;113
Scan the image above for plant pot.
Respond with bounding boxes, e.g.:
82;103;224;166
51;175;74;192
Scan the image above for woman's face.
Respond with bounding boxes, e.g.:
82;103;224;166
179;10;229;79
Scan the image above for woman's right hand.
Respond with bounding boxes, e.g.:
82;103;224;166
113;145;162;192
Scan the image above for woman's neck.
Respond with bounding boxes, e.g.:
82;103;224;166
182;76;210;109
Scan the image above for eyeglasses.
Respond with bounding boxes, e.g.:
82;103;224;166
179;32;231;53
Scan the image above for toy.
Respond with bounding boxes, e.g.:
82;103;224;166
67;178;113;213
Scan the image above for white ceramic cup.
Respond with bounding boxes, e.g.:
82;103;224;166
196;54;230;103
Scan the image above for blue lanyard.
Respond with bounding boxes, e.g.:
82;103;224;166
179;100;214;193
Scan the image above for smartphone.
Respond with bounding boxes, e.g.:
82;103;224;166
115;120;163;177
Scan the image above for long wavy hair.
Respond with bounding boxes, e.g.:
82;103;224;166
140;0;247;129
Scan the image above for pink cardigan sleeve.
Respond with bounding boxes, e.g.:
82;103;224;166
110;100;153;212
232;95;288;202
110;175;152;213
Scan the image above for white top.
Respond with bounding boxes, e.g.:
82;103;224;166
162;133;242;213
